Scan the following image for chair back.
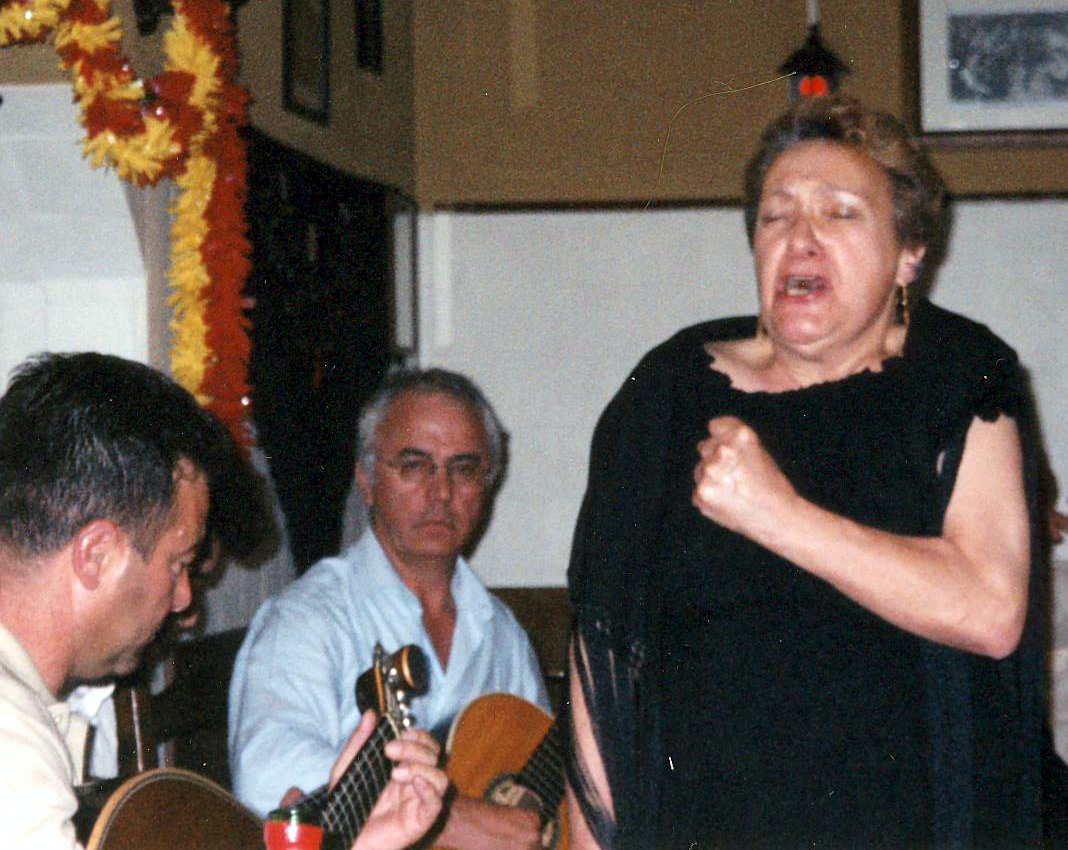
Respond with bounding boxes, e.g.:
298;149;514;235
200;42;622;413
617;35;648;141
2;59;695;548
113;627;248;788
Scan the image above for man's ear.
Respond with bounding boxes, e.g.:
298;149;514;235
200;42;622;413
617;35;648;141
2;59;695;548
70;519;128;591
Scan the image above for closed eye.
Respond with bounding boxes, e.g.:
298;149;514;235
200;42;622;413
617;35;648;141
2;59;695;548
759;209;792;226
170;545;200;577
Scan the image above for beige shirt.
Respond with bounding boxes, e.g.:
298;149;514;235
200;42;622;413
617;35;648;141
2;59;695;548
0;622;89;849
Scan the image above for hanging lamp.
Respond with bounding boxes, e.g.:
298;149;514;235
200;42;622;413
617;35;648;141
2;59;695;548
779;0;849;100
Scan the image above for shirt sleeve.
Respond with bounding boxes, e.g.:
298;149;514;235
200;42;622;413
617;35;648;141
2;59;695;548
0;686;81;850
513;626;552;713
228;597;356;817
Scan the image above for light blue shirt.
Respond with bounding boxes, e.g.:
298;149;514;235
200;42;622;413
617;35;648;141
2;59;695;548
228;529;549;816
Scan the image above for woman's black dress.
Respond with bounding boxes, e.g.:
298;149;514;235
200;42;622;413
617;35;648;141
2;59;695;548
567;300;1047;849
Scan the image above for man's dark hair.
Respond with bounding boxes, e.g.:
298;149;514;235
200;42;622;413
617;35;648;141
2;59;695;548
0;352;261;564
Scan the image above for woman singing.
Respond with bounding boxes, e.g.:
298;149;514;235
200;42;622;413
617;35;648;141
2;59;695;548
566;96;1047;848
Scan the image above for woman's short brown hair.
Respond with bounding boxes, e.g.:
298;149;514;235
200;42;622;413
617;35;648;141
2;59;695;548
743;96;948;259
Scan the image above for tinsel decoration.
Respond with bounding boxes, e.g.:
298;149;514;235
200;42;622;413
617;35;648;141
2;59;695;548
1;0;252;444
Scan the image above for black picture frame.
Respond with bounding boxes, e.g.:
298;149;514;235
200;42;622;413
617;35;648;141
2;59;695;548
912;0;1068;145
283;0;331;124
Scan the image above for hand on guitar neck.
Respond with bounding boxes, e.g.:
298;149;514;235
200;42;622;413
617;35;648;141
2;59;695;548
318;709;447;850
266;643;445;850
82;646;446;850
306;711;539;850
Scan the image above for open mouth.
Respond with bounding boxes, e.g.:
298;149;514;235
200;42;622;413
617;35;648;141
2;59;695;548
781;275;826;296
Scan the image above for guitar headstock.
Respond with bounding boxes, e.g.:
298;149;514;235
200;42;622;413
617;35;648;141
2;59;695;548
355;642;429;733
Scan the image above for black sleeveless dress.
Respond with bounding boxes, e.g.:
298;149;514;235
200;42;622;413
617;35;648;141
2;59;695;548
567;300;1046;849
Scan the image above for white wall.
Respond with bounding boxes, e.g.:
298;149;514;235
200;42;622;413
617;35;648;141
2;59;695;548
418;200;1068;587
0;84;294;636
417;199;1068;749
0;84;148;386
7;88;1068;743
935;201;1068;506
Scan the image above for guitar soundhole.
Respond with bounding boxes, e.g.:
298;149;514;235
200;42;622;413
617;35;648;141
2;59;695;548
484;773;560;850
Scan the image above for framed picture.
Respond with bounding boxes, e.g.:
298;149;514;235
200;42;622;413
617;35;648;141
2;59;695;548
282;0;330;124
916;0;1068;138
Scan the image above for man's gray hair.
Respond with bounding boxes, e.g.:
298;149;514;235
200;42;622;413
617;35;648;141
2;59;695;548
357;368;506;485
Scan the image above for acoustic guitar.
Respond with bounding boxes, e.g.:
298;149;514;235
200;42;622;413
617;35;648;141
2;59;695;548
441;693;568;850
76;642;428;850
79;768;262;850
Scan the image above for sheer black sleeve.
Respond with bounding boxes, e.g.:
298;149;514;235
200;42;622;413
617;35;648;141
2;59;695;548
565;323;729;849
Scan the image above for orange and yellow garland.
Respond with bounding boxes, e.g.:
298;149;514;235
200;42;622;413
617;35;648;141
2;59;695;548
0;0;252;443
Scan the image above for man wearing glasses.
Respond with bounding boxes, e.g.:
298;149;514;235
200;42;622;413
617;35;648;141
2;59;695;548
230;368;549;850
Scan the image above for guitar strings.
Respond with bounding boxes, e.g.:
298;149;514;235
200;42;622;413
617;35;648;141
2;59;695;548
331;724;390;838
516;722;566;818
321;720;397;845
330;741;381;842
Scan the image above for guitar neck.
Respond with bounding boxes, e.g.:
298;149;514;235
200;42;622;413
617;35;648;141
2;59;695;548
300;716;399;850
515;719;566;821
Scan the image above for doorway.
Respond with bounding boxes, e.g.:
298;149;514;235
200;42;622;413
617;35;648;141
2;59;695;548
244;128;409;573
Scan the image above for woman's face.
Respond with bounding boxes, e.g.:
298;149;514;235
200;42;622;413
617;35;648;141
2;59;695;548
753;140;924;360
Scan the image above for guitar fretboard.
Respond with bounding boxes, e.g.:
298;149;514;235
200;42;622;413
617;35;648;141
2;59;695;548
295;717;399;850
515;720;566;822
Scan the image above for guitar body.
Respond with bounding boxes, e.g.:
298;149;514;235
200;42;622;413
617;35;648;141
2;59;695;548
443;693;569;850
85;768;262;850
81;643;427;850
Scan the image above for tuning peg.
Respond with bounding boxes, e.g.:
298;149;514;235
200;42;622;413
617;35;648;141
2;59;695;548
355;644;430;713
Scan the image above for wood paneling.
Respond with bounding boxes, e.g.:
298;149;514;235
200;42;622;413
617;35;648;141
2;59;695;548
492;586;571;714
6;0;1064;206
410;0;1068;206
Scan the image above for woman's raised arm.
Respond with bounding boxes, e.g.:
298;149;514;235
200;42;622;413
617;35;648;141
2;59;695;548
692;412;1030;657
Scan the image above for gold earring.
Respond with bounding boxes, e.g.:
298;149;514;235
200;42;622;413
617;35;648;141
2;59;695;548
897;284;910;328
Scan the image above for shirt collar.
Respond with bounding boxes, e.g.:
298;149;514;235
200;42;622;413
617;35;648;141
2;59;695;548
358;529;494;625
0;622;90;782
0;621;54;701
66;682;118;720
